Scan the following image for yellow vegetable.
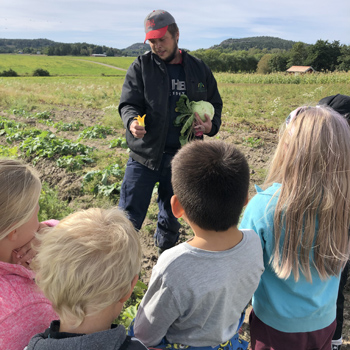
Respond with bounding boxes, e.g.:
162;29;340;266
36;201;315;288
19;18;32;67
134;114;146;127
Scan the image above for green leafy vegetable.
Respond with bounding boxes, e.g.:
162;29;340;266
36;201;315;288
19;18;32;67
174;94;214;146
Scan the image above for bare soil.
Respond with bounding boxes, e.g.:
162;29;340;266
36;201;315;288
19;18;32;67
3;108;349;349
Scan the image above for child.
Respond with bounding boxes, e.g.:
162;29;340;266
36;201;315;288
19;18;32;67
133;140;265;350
0;159;57;350
25;207;147;350
240;106;350;350
318;94;350;350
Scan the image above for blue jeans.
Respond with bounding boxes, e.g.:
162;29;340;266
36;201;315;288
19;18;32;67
118;154;181;250
128;312;248;350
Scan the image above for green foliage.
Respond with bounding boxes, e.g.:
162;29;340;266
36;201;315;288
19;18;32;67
256;54;273;74
83;163;125;198
54;121;84;131
116;280;148;328
242;136;264;148
56;154;94;171
0;145;18;157
39;182;74;222
19;131;93;161
33;68;50;76
0;68;18;77
78;125;115;140
109;137;128;149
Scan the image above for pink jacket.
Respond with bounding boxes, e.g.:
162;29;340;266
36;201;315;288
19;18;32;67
0;226;58;350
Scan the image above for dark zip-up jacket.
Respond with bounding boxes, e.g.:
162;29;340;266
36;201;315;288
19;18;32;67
118;50;223;171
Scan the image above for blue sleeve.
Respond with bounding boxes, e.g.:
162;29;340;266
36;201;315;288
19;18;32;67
240;190;268;251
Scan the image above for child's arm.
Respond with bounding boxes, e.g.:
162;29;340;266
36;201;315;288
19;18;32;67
133;273;181;347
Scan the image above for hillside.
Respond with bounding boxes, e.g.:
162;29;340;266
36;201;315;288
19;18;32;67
0;36;297;56
211;36;298;51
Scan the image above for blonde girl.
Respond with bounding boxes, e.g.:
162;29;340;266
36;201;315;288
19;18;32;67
0;159;57;350
240;106;350;350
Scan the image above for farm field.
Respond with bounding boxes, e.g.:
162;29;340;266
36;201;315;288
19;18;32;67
0;55;349;348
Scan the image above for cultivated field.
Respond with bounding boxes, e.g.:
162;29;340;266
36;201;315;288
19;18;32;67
0;55;349;347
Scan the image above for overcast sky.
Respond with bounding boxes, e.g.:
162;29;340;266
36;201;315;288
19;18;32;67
1;0;349;50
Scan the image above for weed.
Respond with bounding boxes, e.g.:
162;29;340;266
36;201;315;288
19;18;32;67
78;125;115;140
54;120;84;131
39;182;74;221
83;163;125;198
109;137;128;149
56;154;94;171
242;136;264;148
115;280;147;328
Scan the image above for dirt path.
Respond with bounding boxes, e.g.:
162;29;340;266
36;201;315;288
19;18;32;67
75;59;127;71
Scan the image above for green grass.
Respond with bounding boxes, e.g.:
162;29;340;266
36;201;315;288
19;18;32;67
0;54;130;76
79;56;136;70
0;76;125;110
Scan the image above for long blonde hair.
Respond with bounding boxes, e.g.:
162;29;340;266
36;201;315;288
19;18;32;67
266;106;350;281
0;159;41;241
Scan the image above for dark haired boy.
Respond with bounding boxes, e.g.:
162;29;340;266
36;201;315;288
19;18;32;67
133;140;264;350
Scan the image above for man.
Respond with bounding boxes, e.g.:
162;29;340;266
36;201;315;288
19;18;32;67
118;9;222;253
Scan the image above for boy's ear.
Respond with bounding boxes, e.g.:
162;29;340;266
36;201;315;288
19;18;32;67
171;195;184;219
244;193;249;206
119;275;139;303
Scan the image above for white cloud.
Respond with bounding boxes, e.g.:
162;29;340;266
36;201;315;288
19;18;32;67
1;0;349;50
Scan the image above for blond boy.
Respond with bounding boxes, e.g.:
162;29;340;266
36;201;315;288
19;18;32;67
25;208;147;350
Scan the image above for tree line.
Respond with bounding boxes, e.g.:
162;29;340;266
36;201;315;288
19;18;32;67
191;40;350;73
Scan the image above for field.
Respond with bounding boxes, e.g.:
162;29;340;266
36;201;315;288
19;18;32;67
0;55;349;347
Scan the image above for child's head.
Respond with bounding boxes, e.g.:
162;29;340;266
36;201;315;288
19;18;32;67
267;106;350;281
32;207;142;328
318;94;350;120
171;140;249;231
0;159;41;241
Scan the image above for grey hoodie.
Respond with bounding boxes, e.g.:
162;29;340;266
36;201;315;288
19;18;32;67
24;323;147;350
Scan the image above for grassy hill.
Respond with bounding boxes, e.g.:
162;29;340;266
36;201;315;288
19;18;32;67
211;36;298;51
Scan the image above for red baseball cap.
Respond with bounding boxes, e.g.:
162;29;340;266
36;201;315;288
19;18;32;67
144;10;176;43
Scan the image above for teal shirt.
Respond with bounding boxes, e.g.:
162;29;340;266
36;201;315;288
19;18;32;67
240;183;339;332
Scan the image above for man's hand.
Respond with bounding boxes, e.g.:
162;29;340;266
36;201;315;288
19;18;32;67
193;112;212;136
130;120;147;139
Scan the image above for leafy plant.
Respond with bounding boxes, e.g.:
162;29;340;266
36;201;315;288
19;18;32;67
83;163;125;197
109;137;128;149
54;120;84;131
39;182;74;222
56;155;94;171
116;280;147;328
242;136;264;148
19;131;93;161
78;125;114;140
34;111;52;120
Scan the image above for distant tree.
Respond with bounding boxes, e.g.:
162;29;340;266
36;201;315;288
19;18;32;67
257;54;273;74
337;44;350;71
287;42;308;67
306;40;341;71
106;48;115;57
93;46;103;54
269;52;289;72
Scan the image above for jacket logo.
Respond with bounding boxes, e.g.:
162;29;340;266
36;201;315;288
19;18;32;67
197;82;206;92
